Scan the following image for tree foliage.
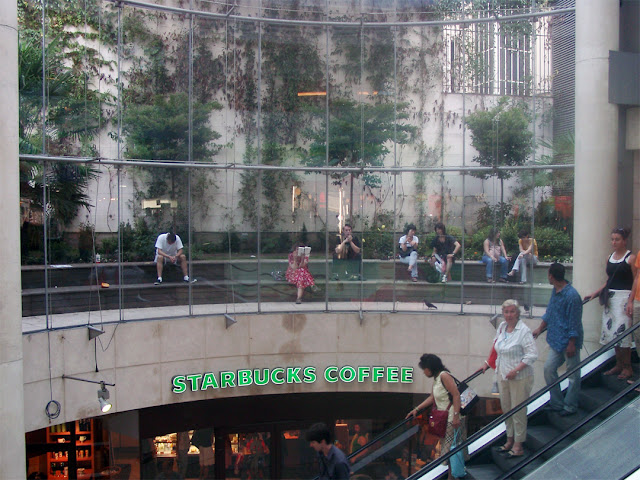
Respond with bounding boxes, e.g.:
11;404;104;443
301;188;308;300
303;98;416;185
465;98;533;180
18;11;106;226
122;93;221;162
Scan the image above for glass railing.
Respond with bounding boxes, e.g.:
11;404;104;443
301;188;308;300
18;0;577;326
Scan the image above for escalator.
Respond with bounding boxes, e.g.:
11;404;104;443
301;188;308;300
338;323;640;480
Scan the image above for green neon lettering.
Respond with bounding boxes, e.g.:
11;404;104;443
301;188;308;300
324;366;338;382
237;369;253;386
372;366;384;382
386;367;399;382
201;373;219;390
220;371;236;388
271;368;285;385
186;374;202;391
400;367;413;383
303;366;316;383
254;368;269;385
287;367;302;383
357;366;371;382
339;366;356;383
172;375;186;394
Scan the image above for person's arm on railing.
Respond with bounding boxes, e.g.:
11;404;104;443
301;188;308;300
406;394;434;419
583;281;607;303
532;320;547;339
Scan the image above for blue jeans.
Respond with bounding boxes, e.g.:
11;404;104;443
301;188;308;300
544;347;581;413
399;251;418;278
481;255;508;280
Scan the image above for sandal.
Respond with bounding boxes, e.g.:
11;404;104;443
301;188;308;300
617;370;633;380
507;450;524;458
497;445;512;453
411;277;418;282
603;366;622;376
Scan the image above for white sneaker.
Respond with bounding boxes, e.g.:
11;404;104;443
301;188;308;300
441;275;447;283
154;278;162;285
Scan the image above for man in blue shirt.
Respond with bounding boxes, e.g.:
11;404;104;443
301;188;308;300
306;422;350;479
533;262;584;415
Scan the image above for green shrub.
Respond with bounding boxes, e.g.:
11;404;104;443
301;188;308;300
100;237;118;260
49;239;79;264
221;231;241;253
533;226;572;260
262;233;292;254
362;228;394;259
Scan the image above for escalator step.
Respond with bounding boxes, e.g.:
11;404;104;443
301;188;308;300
526;425;562;453
465;463;504;480
579;386;615;412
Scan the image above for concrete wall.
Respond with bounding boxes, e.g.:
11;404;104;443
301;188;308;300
23;311;548;432
0;0;26;477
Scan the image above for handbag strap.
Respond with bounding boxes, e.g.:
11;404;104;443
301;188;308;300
605;251;631;288
434;372;453;411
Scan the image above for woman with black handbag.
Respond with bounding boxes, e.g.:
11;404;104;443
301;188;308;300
584;227;635;380
480;299;538;458
406;354;464;479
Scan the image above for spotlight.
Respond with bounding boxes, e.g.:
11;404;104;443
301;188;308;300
61;375;115;413
97;382;112;413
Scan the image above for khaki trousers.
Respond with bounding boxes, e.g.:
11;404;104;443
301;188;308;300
499;375;534;443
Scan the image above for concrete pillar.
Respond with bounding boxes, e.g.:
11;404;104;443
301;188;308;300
630;108;640;252
0;0;25;477
573;0;619;351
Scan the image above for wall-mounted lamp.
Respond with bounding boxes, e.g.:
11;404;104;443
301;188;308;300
61;375;115;413
224;313;237;329
88;325;104;340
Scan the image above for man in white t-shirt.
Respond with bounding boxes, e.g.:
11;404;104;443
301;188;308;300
154;232;195;284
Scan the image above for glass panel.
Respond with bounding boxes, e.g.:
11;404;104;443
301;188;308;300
258;22;327;307
17;1;575;322
191;168;259;314
419;172;465;310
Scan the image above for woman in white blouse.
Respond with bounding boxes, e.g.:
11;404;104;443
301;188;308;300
481;299;538;458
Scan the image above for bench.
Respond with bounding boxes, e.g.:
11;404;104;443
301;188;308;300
21;259;569;316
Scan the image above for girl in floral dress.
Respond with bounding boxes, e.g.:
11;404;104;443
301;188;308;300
286;242;315;303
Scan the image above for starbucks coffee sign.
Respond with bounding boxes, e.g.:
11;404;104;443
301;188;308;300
172;365;413;394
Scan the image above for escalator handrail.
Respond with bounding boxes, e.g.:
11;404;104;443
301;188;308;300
345;368;486;463
495;378;640;480
407;321;640;480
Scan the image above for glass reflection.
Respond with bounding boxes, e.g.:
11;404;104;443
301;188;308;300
18;2;575;322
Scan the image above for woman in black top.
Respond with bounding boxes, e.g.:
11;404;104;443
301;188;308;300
584;227;636;380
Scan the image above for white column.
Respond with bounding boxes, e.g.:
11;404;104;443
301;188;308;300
573;0;619;351
0;0;25;478
630;109;640;251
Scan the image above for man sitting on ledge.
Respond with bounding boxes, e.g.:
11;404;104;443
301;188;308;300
154;232;195;284
333;223;362;280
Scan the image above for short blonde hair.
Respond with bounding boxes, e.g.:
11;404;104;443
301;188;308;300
501;299;521;317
